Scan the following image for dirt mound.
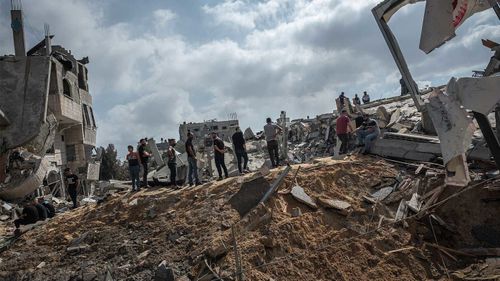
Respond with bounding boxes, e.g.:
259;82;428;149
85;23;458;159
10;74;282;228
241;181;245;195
0;155;493;280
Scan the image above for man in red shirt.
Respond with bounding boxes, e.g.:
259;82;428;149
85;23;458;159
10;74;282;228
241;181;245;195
336;109;353;155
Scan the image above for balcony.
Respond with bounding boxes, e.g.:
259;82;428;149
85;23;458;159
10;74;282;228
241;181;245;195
48;94;82;124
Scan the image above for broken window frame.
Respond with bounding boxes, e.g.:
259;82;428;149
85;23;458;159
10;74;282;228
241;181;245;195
62;78;72;99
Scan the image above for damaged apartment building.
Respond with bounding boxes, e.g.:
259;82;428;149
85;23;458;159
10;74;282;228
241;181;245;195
0;4;98;202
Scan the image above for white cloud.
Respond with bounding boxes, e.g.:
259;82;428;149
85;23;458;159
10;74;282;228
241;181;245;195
153;9;176;29
1;0;497;157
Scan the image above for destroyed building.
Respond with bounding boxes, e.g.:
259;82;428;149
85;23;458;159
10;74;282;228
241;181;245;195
0;4;98;201
179;119;239;146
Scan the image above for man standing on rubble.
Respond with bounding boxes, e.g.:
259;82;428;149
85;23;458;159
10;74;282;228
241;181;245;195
264;117;282;168
167;138;179;188
339;92;346;108
186;132;201;186
356;115;380;154
362;91;370;104
126;145;141;192
64;168;79;209
138;138;152;188
400;77;409;96
336;109;354;155
232;127;249;174
212;132;229;180
353;94;361;105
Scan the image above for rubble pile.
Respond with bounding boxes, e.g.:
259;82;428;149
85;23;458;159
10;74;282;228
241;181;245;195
0;155;498;280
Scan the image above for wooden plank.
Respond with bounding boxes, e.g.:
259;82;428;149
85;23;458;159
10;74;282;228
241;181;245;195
384;246;415;255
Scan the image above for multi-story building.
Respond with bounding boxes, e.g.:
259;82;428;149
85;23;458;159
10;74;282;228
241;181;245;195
0;4;97;200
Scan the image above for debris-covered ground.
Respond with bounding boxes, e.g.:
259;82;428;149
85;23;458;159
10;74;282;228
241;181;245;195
0;155;499;281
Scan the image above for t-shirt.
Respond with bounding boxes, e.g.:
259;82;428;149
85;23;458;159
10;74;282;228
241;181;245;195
185;138;196;158
336;115;350;135
34;204;48;220
138;145;149;163
353;97;361;105
22;206;39;224
167;147;176;164
264;123;280;142
367;118;381;135
232;131;245;151
213;138;225;156
66;174;78;190
362;94;370;103
126;152;140;166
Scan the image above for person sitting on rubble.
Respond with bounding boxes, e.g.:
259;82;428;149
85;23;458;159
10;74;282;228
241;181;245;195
355;115;380;154
13;201;39;233
264;117;282;168
38;198;55;218
338;92;346;108
353;94;361;105
126;145;141;192
34;200;48;221
362;91;370;104
232;127;249;174
167;138;180;189
64;168;79;209
186;132;201;186
336;109;354;155
212;132;229;180
138;138;152;188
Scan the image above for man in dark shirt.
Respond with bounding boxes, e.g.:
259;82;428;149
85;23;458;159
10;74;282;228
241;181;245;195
34;203;48;221
14;203;39;229
38;198;56;218
138;139;152;187
64;168;79;209
185;132;201;186
339;92;346;108
167;139;179;188
232;127;249;174
126;145;141;191
212;132;228;180
353;94;361;105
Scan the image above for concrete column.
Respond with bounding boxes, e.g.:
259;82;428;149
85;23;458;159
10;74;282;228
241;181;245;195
10;9;26;56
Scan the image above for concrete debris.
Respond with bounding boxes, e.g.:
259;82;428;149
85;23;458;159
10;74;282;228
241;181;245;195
291;207;302;217
291;185;318;209
317;197;352;215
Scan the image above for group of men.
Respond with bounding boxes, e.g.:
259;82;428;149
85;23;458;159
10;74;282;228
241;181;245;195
336;109;380;155
14;198;55;234
339;91;371;108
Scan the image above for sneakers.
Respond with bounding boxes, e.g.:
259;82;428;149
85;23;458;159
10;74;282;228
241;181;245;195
217;177;223;181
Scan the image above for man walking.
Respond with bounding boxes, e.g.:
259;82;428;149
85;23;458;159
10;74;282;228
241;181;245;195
212;132;228;180
232;127;249;174
356;115;380;154
138;138;151;187
336;109;353;155
167;138;179;188
64;168;79;209
126;145;141;191
264;117;282;168
186;132;201;186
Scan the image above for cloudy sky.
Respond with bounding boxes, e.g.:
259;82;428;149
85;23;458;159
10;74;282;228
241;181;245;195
0;0;498;156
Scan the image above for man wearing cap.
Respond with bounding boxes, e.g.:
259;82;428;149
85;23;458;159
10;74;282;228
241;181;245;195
336;109;354;155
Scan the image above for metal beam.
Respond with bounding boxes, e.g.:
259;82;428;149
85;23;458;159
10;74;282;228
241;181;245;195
372;2;425;112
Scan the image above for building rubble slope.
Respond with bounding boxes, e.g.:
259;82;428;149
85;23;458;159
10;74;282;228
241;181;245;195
1;1;500;281
0;156;499;280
